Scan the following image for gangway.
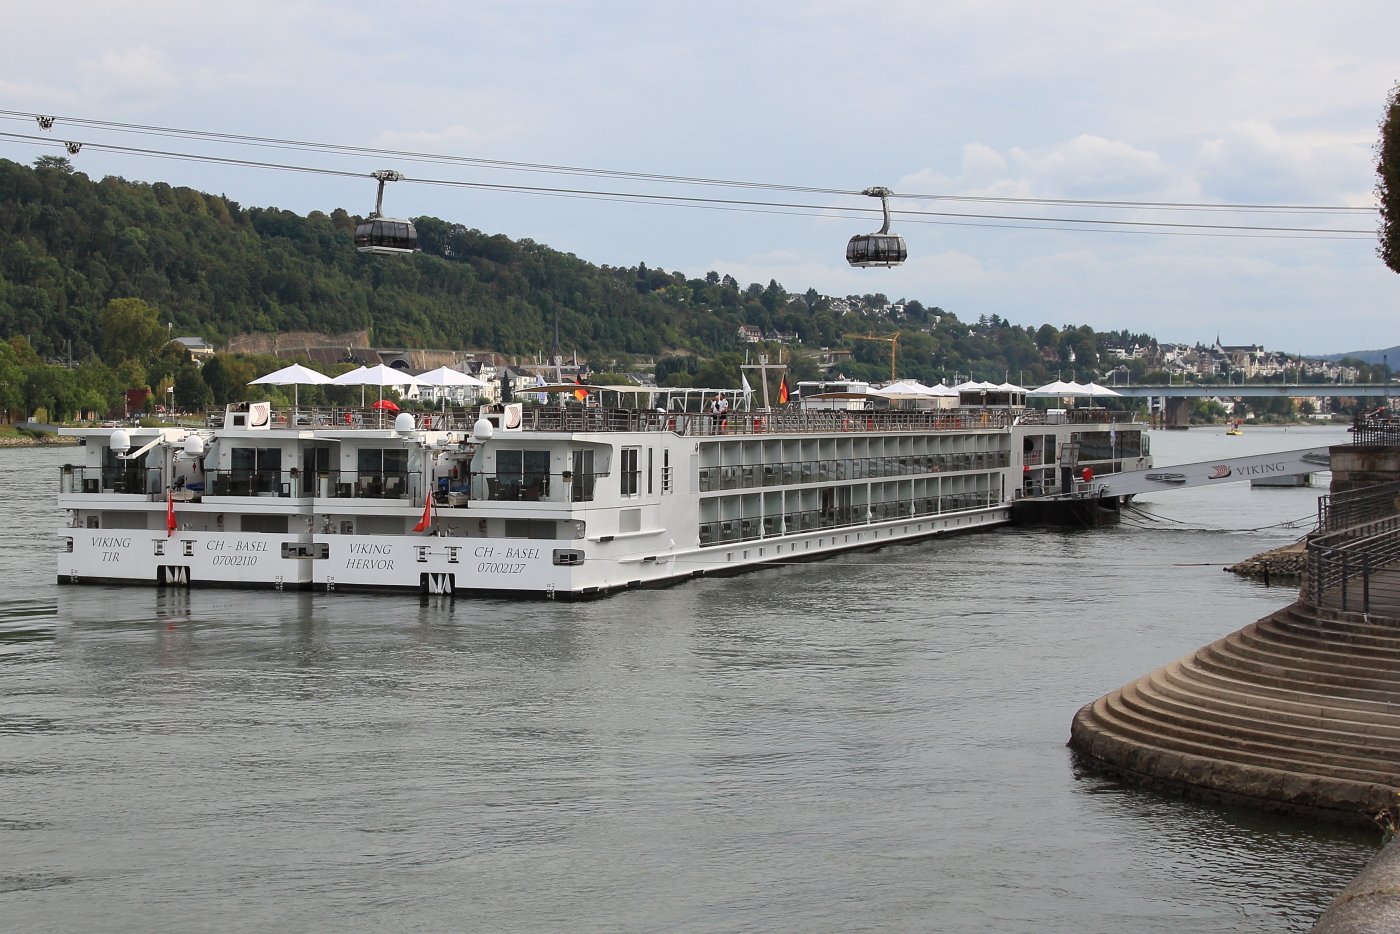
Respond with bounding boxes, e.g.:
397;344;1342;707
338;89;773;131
1088;447;1330;498
1013;446;1331;526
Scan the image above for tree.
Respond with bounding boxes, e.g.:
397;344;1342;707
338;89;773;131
173;366;213;410
1379;82;1400;273
202;355;233;405
691;353;744;388
98;298;167;366
32;155;74;173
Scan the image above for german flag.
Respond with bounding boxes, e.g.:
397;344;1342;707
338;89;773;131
778;376;790;405
574;377;589;402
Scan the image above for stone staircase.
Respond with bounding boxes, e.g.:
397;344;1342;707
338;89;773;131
1071;601;1400;825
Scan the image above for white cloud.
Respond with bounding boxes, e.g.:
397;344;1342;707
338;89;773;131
376;124;526;149
0;0;1397;350
77;47;179;104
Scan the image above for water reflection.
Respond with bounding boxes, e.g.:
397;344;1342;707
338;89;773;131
0;432;1380;933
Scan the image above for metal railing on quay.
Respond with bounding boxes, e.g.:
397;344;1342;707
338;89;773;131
1317;481;1400;532
698;491;998;547
1350;412;1400;446
1307;514;1400;613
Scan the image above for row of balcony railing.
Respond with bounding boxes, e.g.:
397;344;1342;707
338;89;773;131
697;451;1011;493
698;491;998;546
202;405;1026;435
60;465;612;506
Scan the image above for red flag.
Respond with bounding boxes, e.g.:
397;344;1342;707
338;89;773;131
166;488;177;536
778;376;789;405
412;495;432;533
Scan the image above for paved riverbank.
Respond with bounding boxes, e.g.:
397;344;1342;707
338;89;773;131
1311;833;1400;932
1070;598;1400;826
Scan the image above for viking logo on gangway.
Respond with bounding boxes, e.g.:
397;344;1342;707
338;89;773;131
1209;465;1232;479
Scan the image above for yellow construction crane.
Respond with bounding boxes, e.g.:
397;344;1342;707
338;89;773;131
844;332;900;383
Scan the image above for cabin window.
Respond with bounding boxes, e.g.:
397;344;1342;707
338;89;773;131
357;448;408;474
647;448;654;494
620;447;640;496
572;450;595;502
504;519;557;539
492;450;550;501
240;514;288;534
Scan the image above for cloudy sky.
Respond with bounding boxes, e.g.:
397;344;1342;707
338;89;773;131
2;0;1398;353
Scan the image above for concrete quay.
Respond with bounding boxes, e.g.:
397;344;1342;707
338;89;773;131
1070;599;1400;826
1311;834;1400;933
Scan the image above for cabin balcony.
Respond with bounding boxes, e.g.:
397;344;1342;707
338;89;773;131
59;466;163;501
697;491;999;546
696;451;1010;492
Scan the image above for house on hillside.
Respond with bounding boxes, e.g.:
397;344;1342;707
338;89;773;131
173;337;215;361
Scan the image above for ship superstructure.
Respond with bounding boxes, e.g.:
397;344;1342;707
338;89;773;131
56;401;1149;597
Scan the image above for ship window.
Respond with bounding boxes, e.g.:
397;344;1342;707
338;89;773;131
357;448;407;473
232;447;281;470
240;514;288;533
620;447;640;496
647;448;654;494
494;450;550;501
504;519;557;539
572;450;595;502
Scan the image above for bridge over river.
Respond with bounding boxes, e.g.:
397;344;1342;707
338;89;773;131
1100;384;1393;426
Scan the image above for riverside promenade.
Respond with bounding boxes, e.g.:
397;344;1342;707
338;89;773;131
1071;476;1400;931
1072;479;1400;826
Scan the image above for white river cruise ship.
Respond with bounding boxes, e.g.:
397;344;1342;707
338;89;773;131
55;400;1149;598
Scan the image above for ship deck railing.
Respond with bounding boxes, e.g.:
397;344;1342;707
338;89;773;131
698;492;998;547
697;451;1011;492
202;405;1043;435
60;465;164;497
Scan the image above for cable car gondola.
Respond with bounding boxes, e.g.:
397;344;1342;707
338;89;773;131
354;170;419;255
846;186;906;268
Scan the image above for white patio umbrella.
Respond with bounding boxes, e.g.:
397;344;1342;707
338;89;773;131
247;362;332;407
1080;382;1122;398
415;366;490;387
415;366;491;407
332;364;427;421
1028;380;1089;398
876;380;938;396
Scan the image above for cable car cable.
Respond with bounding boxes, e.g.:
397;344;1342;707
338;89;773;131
0;109;1376;216
0;131;1374;240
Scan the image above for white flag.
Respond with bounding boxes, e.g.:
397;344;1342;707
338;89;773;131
741;372;754;409
535;373;548;404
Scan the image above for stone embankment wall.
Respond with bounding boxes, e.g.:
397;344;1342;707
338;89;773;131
1311;834;1400;933
1070;599;1400;825
1331;447;1400;495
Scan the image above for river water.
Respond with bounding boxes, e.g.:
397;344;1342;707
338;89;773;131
0;425;1379;933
